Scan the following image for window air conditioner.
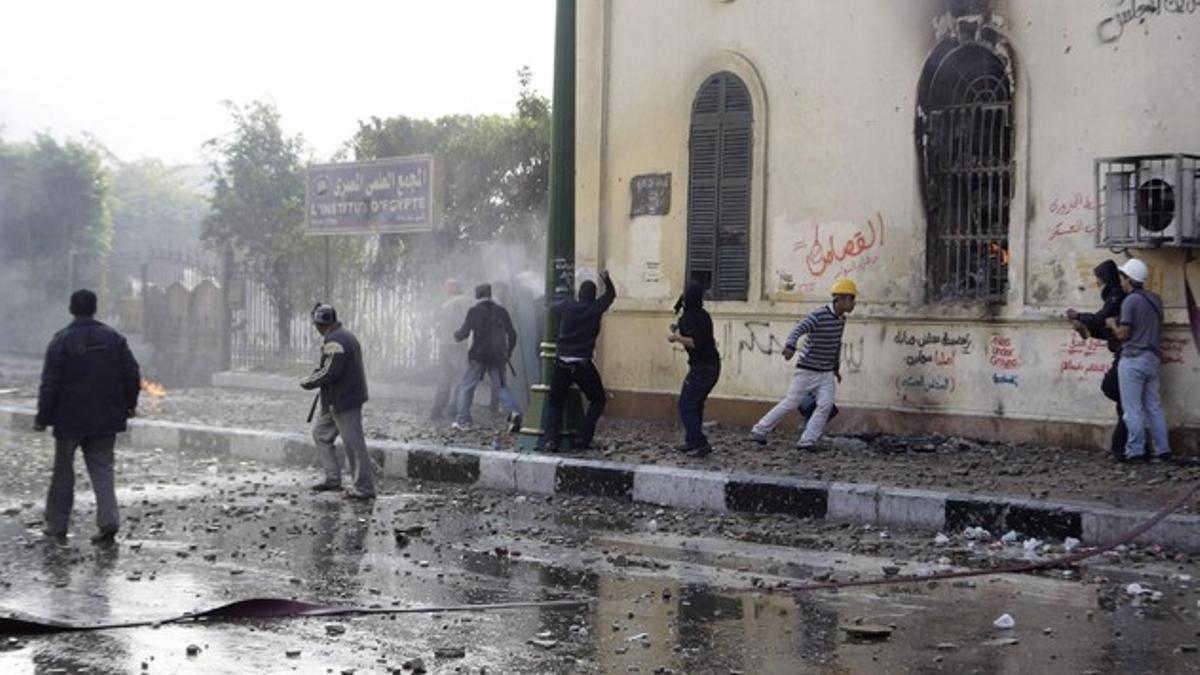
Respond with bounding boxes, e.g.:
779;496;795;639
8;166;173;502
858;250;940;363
1095;154;1200;248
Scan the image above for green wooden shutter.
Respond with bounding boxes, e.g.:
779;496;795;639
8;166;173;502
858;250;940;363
687;72;752;301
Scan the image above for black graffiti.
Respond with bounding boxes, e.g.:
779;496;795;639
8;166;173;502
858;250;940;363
892;329;974;354
736;321;864;374
1098;0;1198;43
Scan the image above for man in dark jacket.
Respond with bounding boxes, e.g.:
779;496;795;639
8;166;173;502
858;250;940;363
36;289;141;544
301;304;374;499
453;283;522;432
1067;259;1127;458
541;270;616;451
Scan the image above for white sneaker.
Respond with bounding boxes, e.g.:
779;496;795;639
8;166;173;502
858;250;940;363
451;421;473;432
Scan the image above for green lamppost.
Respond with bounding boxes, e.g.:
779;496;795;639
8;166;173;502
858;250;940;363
517;0;582;450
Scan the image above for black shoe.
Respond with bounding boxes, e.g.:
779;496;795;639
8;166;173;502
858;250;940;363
508;412;523;433
1118;454;1149;464
673;443;692;453
1151;453;1174;464
310;480;343;492
91;530;117;546
541;443;559;453
689;444;713;457
343;489;376;501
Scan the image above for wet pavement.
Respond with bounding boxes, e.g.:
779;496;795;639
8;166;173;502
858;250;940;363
2;369;1194;514
4;427;1200;674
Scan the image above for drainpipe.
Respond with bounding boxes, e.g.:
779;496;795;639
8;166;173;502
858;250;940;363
518;0;581;450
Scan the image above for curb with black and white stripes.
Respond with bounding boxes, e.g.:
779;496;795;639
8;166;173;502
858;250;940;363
3;405;1197;552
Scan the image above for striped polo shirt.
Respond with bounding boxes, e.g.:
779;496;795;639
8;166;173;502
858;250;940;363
786;305;845;372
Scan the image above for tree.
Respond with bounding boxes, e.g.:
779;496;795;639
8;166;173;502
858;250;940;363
110;159;209;254
346;67;551;271
0;132;112;351
202;100;318;350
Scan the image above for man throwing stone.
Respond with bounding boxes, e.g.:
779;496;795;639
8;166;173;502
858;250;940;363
541;270;616;451
750;278;857;450
301;304;375;499
36;289;141;544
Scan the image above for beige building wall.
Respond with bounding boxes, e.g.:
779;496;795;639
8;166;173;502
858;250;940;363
577;0;1200;448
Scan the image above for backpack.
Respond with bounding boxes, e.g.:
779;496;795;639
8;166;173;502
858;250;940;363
475;303;511;366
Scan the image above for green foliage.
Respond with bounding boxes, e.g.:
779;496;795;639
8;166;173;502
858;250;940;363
0;131;112;298
110;159;209;253
347;67;551;260
202;100;321;347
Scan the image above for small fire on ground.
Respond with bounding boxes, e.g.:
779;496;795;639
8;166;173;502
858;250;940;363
141;379;167;398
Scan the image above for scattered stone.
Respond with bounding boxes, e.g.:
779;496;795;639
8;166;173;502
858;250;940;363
1180;645;1198;653
529;638;558;649
882;565;900;578
984;637;1020;647
325;624;347;636
936;642;958;651
434;646;465;659
402;657;427;673
993;613;1015;630
185;644;201;656
286;649;301;658
839;623;893;640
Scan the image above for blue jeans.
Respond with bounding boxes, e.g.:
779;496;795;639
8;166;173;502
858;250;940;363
456;360;521;424
679;363;721;448
1118;351;1171;458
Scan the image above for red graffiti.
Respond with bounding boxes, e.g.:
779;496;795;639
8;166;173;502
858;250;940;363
1059;359;1108;376
1048;193;1096;217
988;335;1019;371
804;213;885;278
1048;218;1098;241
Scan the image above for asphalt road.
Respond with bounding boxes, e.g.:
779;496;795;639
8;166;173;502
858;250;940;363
2;428;1200;674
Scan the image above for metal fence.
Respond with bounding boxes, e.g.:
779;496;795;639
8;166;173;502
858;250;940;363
228;262;439;383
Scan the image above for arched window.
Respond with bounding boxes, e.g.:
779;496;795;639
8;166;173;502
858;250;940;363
687;72;752;301
917;44;1014;302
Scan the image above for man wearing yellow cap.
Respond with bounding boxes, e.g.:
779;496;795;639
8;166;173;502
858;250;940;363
750;278;858;450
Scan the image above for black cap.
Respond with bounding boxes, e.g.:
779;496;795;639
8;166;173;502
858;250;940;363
69;289;97;317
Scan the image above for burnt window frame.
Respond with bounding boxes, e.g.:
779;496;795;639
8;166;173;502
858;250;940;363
917;42;1015;304
686;71;753;301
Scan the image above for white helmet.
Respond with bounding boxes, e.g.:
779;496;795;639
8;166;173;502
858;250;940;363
1119;258;1149;284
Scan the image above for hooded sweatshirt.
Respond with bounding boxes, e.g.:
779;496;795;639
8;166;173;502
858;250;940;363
552;278;616;359
676;283;720;366
1078;260;1126;354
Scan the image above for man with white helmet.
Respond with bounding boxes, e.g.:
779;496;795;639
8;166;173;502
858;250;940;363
1108;258;1172;462
750;278;858;450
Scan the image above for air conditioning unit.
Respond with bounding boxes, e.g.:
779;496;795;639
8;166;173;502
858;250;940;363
1095;154;1200;248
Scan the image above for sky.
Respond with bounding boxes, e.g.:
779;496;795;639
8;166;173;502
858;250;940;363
0;0;555;166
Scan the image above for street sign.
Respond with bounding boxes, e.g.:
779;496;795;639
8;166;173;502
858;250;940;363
305;155;439;235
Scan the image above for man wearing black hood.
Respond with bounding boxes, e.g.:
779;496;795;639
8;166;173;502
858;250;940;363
1067;259;1127;459
541;270;616;451
668;281;721;455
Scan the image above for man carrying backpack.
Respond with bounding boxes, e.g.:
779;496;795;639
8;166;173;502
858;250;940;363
453;283;522;432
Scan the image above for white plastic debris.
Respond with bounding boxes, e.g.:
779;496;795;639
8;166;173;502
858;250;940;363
1022;538;1043;552
993;613;1015;630
626;632;649;642
1125;583;1150;596
1000;530;1021;545
934;533;950;545
963;527;991;541
646;519;658;532
1063;537;1081;552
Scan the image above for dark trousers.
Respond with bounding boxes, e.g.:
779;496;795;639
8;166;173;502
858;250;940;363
46;434;119;536
679;363;721;449
1101;357;1128;460
542;359;607;448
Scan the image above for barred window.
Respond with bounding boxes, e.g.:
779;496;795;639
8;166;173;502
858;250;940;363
917;45;1014;303
687;71;752;301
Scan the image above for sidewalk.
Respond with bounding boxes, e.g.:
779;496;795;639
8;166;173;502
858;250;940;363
2;382;1198;553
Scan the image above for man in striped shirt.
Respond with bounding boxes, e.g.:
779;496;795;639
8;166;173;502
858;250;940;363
749;278;858;450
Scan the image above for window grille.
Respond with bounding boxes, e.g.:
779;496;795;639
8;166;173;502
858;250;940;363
918;46;1013;302
687;72;752;301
